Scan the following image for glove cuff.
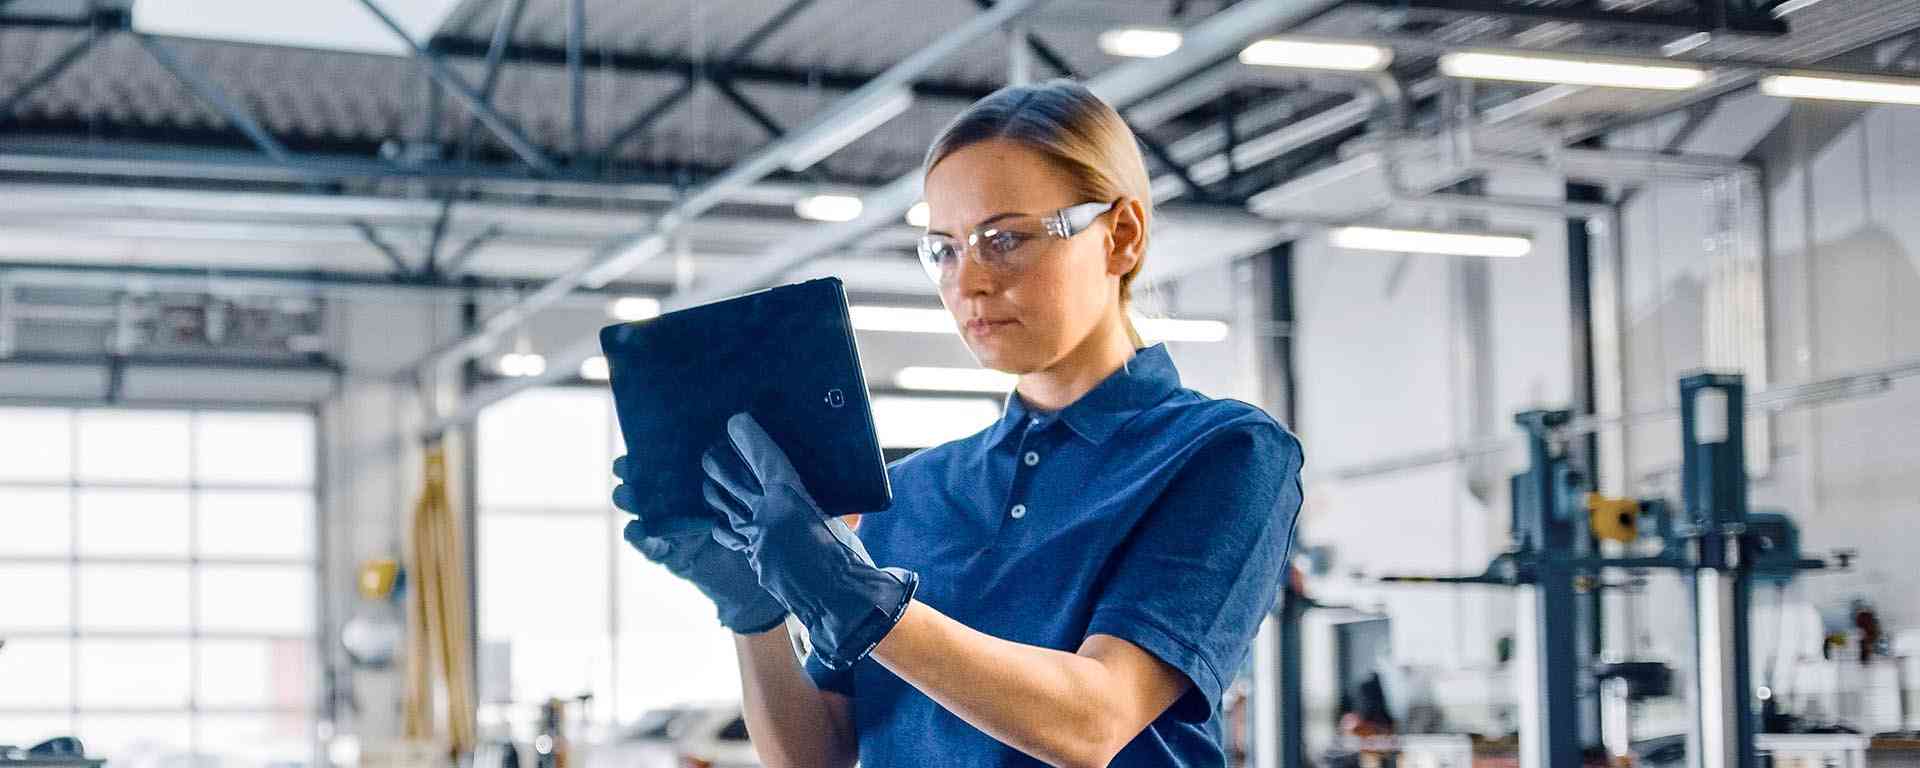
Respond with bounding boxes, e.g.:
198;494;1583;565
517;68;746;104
719;595;790;635
812;567;919;670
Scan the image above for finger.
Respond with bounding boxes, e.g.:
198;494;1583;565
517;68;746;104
612;455;629;480
639;510;721;539
622;520;669;560
725;412;801;485
709;519;750;553
701;443;762;503
611;483;638;513
823;516;876;566
702;474;754;531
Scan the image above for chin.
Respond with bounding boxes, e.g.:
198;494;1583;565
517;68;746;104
966;339;1045;376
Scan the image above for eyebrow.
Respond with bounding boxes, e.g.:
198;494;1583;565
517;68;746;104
925;211;1024;238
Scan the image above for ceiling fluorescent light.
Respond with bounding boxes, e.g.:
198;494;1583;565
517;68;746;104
1759;73;1920;106
495;352;546;378
1768;0;1832;16
906;201;931;228
607;296;661;322
795;194;864;223
1239;38;1392;72
1136;317;1230;343
133;0;462;56
579;356;611;381
895;366;1017;393
1330;226;1533;258
1439;51;1708;90
1099;28;1182;59
784;87;913;173
848;306;956;334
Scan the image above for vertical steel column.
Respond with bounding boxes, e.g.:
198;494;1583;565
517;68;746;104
1566;181;1608;750
1262;242;1304;768
1515;410;1583;768
1681;373;1755;768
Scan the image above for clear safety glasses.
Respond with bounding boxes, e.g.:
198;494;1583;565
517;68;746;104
915;200;1117;286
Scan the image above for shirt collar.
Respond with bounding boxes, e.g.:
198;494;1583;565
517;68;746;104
985;343;1182;447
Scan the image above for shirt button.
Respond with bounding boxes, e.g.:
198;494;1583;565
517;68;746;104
1023;451;1040;467
1009;504;1027;519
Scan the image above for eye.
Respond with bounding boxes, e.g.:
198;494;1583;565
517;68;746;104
980;228;1028;259
918;237;959;264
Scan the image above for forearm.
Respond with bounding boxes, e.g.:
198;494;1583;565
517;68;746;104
733;624;858;768
871;601;1144;768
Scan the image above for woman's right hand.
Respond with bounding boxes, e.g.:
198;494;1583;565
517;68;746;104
613;455;788;634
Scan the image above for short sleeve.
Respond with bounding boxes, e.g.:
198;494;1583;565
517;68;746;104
1086;418;1303;723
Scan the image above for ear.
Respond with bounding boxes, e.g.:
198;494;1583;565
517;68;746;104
1104;198;1147;278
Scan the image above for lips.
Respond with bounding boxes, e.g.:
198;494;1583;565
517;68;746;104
965;318;1017;335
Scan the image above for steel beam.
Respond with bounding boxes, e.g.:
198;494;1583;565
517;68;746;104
412;0;1054;401
0;31;96;121
0;261;656;305
353;0;558;175
440;224;504;276
458;0;530;152
353;220;416;275
567;0;585;158
426;0;1352;437
420;36;992;102
599;80;697;160
134;35;291;163
1346;0;1786;34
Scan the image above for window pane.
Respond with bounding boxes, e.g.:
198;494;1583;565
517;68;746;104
195;412;315;486
196;714;314;768
197;490;314;559
0;564;71;629
197;638;315;709
77;638;191;707
479;513;610;706
76;410;191;483
478;389;613;509
0;407;72;481
78;564;189;630
198;565;313;633
77;488;190;557
74;714;190;763
0;639;72;707
0;487;72;555
0;715;75;749
615;546;741;721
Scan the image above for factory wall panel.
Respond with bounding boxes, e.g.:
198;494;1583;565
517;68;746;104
1614;101;1920;649
1294;238;1508;674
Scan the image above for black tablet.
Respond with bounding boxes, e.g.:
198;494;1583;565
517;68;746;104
599;277;892;536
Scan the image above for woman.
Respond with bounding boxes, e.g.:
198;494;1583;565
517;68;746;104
613;79;1304;767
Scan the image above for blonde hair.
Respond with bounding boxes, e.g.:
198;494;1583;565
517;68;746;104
923;79;1153;349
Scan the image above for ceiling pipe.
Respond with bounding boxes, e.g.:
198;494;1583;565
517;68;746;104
425;0;1357;438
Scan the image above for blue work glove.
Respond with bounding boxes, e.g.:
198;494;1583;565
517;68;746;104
702;413;918;670
612;456;787;635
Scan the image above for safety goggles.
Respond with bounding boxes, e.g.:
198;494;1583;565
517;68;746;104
915;200;1117;286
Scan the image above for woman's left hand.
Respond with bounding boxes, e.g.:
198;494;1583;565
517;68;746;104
701;412;918;670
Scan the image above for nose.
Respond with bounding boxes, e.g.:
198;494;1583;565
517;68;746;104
951;246;996;298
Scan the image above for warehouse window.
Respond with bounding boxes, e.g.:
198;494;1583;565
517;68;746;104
476;387;742;732
474;387;999;733
0;406;318;766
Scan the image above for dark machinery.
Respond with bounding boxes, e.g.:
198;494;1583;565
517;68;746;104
1362;373;1839;768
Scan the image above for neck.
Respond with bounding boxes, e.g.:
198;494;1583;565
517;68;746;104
1015;312;1138;413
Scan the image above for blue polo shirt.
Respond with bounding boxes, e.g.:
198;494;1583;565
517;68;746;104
807;343;1304;766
